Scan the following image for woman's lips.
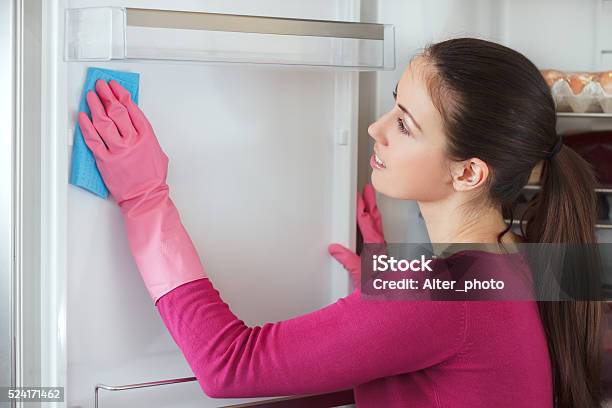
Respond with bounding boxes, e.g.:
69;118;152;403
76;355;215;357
370;153;386;170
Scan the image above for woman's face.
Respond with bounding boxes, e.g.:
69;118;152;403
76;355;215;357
369;57;454;201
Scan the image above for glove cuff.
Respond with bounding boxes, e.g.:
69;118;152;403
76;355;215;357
120;187;207;304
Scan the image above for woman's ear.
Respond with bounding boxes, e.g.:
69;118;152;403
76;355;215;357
450;158;488;191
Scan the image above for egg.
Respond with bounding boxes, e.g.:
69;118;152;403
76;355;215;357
597;71;612;94
540;69;565;88
568;73;593;95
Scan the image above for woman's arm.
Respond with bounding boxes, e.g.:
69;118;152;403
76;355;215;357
157;277;466;398
78;80;467;398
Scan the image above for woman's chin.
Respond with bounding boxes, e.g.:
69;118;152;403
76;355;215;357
370;173;396;198
369;172;382;192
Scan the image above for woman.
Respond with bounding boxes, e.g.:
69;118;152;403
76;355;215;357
78;38;604;407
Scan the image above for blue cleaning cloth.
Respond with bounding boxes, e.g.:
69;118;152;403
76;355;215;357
70;67;140;198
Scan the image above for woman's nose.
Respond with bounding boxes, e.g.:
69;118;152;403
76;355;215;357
368;113;390;146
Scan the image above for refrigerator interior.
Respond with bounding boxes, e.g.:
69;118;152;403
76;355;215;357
364;0;612;244
41;0;362;406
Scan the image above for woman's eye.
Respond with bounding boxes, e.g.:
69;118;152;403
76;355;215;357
396;117;411;135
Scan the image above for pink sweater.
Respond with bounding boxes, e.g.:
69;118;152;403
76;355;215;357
156;251;553;407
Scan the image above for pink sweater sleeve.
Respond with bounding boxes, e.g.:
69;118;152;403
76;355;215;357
156;277;467;398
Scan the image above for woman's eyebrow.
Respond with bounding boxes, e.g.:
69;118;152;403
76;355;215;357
393;83;422;132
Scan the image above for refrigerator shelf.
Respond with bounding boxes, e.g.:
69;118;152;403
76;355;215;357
506;218;612;230
95;377;197;408
556;112;612;119
64;7;395;70
523;184;612;194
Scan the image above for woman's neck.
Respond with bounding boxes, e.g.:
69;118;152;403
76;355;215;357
417;195;523;246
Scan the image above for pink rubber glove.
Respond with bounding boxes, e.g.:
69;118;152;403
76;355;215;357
78;79;206;304
328;184;386;288
356;183;385;245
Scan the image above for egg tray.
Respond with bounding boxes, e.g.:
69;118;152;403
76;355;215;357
551;79;612;114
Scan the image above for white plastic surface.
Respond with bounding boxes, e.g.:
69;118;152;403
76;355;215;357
66;65;347;408
43;1;359;407
65;69;353;407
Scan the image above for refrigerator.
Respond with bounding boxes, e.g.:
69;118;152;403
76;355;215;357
3;0;612;407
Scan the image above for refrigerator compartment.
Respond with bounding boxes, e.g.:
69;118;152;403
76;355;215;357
44;46;360;405
41;1;364;406
563;131;612;186
64;7;395;70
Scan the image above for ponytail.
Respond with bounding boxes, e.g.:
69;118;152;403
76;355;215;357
524;145;597;243
522;145;605;408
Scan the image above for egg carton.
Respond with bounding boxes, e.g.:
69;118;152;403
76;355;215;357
550;77;612;114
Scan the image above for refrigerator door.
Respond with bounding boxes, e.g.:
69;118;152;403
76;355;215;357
1;0;14;404
35;1;362;407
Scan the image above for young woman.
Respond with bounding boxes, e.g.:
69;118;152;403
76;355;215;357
78;37;604;407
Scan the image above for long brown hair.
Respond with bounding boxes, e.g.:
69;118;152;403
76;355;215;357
420;37;604;407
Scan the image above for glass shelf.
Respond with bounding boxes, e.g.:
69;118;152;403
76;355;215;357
523;184;612;194
64;7;395;70
556;112;612;118
505;218;612;230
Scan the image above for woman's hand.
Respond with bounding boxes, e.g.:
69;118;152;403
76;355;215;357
78;79;206;303
328;184;386;287
355;183;385;244
78;79;169;207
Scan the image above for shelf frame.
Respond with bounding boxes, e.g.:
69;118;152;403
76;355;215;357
556;112;612;118
64;6;396;70
506;218;612;230
126;7;384;40
524;184;612;194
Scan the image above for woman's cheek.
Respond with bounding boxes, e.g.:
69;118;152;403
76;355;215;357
402;152;443;200
378;148;449;201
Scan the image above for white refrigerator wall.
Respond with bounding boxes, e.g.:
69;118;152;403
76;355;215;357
42;0;361;406
360;0;612;243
